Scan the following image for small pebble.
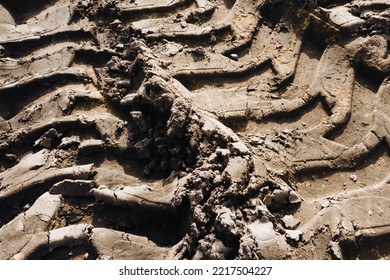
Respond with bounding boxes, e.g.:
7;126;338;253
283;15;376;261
230;53;238;61
115;43;124;50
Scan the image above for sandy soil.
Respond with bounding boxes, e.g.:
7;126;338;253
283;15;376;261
0;0;389;260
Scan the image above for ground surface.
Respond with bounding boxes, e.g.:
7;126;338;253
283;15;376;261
0;0;389;260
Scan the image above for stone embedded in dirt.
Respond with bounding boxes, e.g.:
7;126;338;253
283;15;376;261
230;53;239;61
350;174;358;182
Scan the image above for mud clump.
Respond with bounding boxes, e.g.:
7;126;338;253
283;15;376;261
0;0;390;260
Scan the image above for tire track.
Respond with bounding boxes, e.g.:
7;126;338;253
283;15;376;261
0;0;186;260
0;0;389;260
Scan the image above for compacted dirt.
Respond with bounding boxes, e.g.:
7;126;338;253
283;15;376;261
0;0;389;260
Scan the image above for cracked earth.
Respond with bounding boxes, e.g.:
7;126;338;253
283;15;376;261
0;0;389;260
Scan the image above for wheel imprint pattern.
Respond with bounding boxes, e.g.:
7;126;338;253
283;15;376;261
0;0;389;259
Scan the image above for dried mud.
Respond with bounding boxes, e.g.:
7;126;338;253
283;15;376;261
0;0;389;260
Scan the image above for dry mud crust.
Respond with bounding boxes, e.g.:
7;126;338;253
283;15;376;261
0;0;390;260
